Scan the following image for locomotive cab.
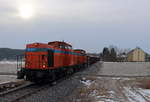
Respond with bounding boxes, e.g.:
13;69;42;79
17;43;55;81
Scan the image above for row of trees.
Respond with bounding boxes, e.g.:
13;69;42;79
0;48;24;61
100;47;117;62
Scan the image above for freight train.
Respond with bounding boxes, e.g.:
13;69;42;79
17;41;99;82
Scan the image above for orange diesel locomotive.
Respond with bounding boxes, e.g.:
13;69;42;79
17;41;88;82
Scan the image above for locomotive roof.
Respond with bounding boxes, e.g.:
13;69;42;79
74;49;86;54
74;49;86;52
48;41;72;47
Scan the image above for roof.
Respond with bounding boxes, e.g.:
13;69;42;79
128;47;145;55
74;49;86;54
48;41;72;47
74;49;86;52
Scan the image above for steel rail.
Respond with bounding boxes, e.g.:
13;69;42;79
0;82;33;96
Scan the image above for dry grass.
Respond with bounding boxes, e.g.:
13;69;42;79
61;77;109;102
137;78;150;89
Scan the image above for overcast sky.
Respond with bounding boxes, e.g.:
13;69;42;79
0;0;150;53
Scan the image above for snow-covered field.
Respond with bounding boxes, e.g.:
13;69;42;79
0;61;17;83
99;62;150;76
0;61;17;74
0;61;17;64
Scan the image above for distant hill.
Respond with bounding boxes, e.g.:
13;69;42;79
0;48;25;61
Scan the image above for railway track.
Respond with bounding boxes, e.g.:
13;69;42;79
10;84;50;102
0;74;72;102
0;80;28;94
0;82;35;102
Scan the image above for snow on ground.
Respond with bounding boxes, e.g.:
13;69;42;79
97;99;116;102
80;78;94;87
139;88;150;95
95;90;118;102
137;88;150;101
0;61;17;64
123;87;146;102
100;99;117;102
111;77;121;80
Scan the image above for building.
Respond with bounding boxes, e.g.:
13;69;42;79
127;47;145;62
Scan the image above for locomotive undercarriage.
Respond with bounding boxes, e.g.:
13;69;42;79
17;55;88;82
17;63;87;82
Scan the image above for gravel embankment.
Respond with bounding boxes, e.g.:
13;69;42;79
19;77;82;102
